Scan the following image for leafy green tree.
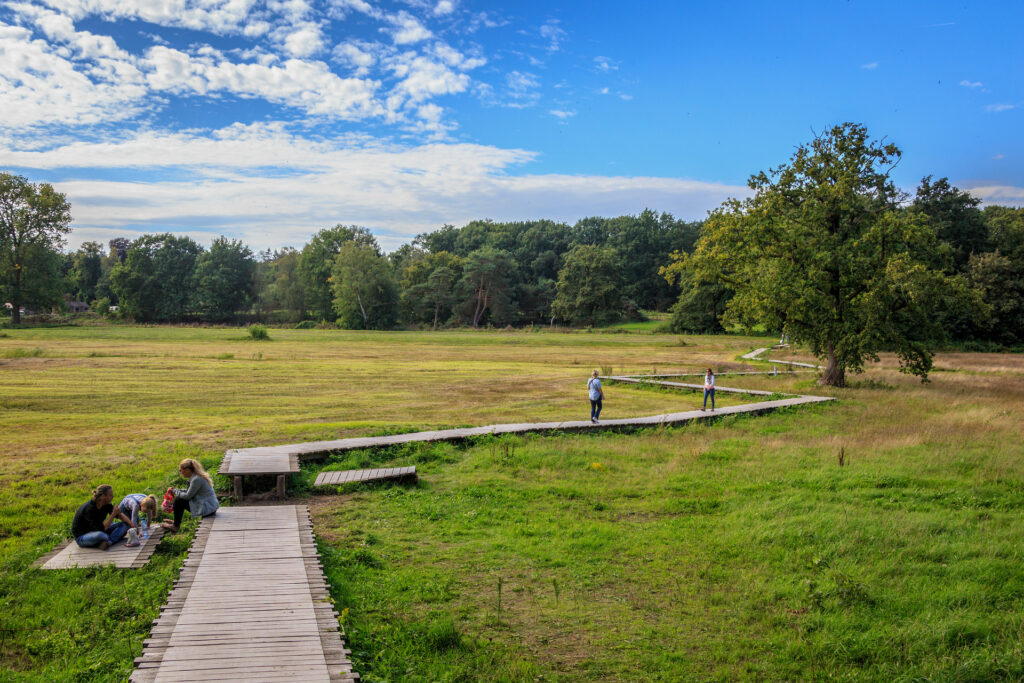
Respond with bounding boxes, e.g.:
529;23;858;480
913;176;989;271
256;248;305;322
688;123;973;386
109;233;202;321
967;252;1024;345
331;241;397;329
662;268;731;333
0;173;72;324
69;241;105;303
193;237;256;321
399;250;463;328
299;225;376;321
457;246;516;328
551;244;624;326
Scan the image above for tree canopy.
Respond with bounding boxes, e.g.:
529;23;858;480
686;123;973;386
0;173;72;324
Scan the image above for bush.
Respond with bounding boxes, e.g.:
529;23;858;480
248;324;270;340
294;320;317;330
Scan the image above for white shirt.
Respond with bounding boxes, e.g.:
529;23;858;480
588;378;602;400
704;374;715;389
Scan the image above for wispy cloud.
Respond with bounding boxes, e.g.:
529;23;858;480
959;80;983;88
539;19;565;52
992;154;1005;160
594;56;617;72
985;103;1017;113
860;62;878;70
1;124;749;251
549;109;575;120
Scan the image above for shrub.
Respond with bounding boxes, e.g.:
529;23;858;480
294;320;317;330
248;324;270;340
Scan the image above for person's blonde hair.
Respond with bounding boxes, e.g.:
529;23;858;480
91;484;113;503
179;458;213;485
140;495;158;516
592;370;599;377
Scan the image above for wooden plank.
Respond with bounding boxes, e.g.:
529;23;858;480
131;506;356;683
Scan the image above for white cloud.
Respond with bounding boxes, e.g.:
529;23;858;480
0;18;148;128
966;184;1024;206
594;56;617;72
992;153;1005;160
140;45;383;119
503;70;540;108
549;109;575;119
36;0;265;36
385;50;470;107
860;61;878;70
619;93;632;101
433;1;454;16
959;80;983;88
273;21;325;58
388;11;432;45
985;103;1016;112
332;41;377;76
539;19;565;52
1;125;748;252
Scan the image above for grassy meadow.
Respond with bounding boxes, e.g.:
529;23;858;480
1;324;1022;681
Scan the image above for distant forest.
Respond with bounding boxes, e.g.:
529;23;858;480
4;177;1024;348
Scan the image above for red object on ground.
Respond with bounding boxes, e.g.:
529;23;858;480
162;488;175;513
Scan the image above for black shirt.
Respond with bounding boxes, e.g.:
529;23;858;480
71;500;114;538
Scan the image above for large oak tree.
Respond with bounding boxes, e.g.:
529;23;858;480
686;123;973;386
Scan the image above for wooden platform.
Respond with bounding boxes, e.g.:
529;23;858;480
34;526;165;570
131;506;357;682
314;466;417;488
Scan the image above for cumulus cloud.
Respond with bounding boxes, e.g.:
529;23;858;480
433;1;454;16
140;45;383;119
388;11;432;45
0;18;148;128
1;125;748;252
549;109;575;120
594;56;617;72
35;0;265;36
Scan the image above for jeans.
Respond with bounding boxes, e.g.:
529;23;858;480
590;398;602;421
703;388;715;410
75;522;129;548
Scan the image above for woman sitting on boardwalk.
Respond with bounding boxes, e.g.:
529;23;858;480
161;459;219;533
702;368;716;411
72;485;131;550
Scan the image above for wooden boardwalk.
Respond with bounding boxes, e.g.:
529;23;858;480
131;506;357;682
315;466;417;488
34;526;165;570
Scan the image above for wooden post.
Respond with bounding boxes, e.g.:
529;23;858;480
276;475;286;499
233;476;243;501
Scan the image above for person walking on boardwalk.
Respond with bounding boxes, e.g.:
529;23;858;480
72;485;130;550
702;368;716;411
588;370;604;423
161;459;219;533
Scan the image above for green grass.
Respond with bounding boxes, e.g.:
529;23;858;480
0;326;1022;680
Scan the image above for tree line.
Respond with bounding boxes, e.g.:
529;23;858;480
0;175;701;328
3;127;1023;381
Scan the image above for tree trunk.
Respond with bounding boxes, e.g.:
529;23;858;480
433;302;439;331
819;342;845;387
356;292;367;326
10;260;21;325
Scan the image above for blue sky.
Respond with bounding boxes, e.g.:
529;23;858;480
0;0;1021;252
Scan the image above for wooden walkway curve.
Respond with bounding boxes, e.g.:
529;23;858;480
131;506;357;682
